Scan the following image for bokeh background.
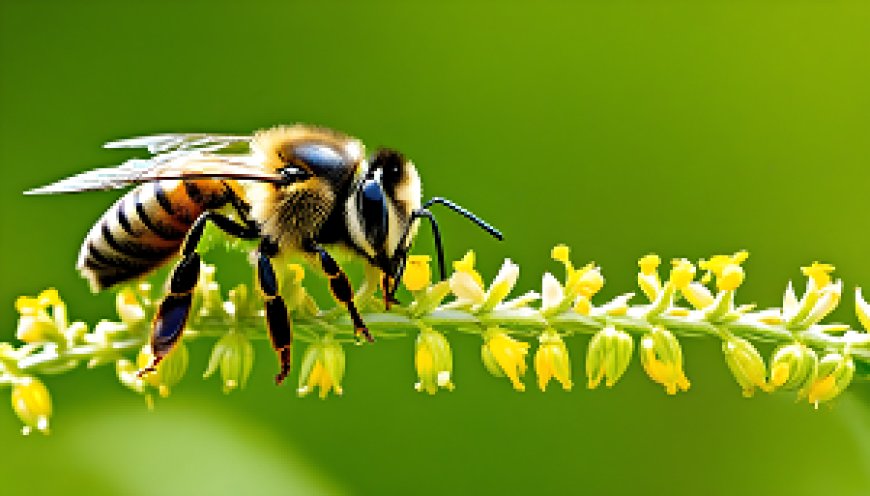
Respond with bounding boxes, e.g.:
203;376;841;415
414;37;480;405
1;1;868;494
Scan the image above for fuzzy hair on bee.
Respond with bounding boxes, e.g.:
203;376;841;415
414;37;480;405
24;124;502;385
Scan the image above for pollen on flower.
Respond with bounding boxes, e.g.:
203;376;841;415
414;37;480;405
551;244;570;265
453;250;484;287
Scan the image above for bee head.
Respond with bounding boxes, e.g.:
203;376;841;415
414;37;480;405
348;148;503;303
347;148;421;292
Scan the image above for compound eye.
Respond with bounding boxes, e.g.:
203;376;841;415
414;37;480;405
372;148;405;185
359;179;388;250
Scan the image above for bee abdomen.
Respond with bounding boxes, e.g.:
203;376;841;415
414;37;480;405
78;180;230;291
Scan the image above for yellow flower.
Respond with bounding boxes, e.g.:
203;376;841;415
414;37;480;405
769;343;818;391
453;250;484;287
639;327;690;395
534;330;572;392
449;257;520;313
415;328;454;394
681;282;714;310
136;343;189;398
717;264;745;291
15;289;67;344
722;336;770;397
481;328;529;391
669;259;696;290
11;377;52;435
403;255;432;292
116;287;147;324
854;287;870;331
576;266;604;298
637;254;662;301
203;332;255;394
801;262;835;289
297;337;345;399
586;326;633;389
551;244;573;271
805;353;854;408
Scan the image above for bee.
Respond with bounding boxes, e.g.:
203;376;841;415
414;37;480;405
25;125;502;384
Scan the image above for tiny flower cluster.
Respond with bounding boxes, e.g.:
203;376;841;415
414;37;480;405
1;245;868;434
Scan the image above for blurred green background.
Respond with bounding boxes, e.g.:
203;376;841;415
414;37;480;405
1;0;868;494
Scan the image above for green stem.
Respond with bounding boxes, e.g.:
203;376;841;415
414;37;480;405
11;305;870;377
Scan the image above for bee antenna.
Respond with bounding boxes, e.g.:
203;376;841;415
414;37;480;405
422;197;503;241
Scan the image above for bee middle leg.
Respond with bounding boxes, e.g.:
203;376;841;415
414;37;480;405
305;241;373;343
256;241;294;385
139;212;258;376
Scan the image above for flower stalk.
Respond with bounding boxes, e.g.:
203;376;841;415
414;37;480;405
1;246;869;433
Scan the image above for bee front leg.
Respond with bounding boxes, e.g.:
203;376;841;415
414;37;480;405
257;243;293;385
306;241;373;344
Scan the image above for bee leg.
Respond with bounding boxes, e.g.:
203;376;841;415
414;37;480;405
257;243;293;385
139;212;259;377
307;241;373;343
138;251;200;377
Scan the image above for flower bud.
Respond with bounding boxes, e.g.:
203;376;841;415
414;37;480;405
716;264;745;291
586;326;633;389
298;336;345;398
194;263;223;318
403;255;432;292
203;332;255;393
681;282;715;310
15;290;66;344
479;259;520;313
535;330;572;392
722;336;770;397
11;377;52;435
137;343;189;398
639;327;690;395
415;328;454;394
669;259;696;289
769;343;818;391
805;353;854;408
481;328;529;391
116;287;147;325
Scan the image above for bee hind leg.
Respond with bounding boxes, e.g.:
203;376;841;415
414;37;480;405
257;242;293;385
139;211;259;377
307;241;373;344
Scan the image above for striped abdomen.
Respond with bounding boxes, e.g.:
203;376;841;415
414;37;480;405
78;179;232;291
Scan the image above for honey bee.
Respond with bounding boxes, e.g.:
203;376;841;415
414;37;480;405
25;125;502;384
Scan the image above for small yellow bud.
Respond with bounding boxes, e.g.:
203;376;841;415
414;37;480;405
403;255;432;292
116;287;147;324
482;328;529;391
298;337;345;399
805;353;854;408
722;336;770;397
577;267;604;298
669;259;695;289
203;332;255;393
854;287;870;332
137;343;189;398
574;295;591;315
638;254;661;276
639;327;690;395
453;250;484;287
769;343;818;391
586;326;633;389
801;262;835;289
415;328;454;394
717;264;745;291
11;377;52;435
551;244;571;265
681;282;715;310
535;330;572;392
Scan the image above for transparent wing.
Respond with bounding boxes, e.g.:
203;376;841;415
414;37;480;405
24;133;284;195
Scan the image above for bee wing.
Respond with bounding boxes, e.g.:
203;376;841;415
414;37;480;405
24;134;284;195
